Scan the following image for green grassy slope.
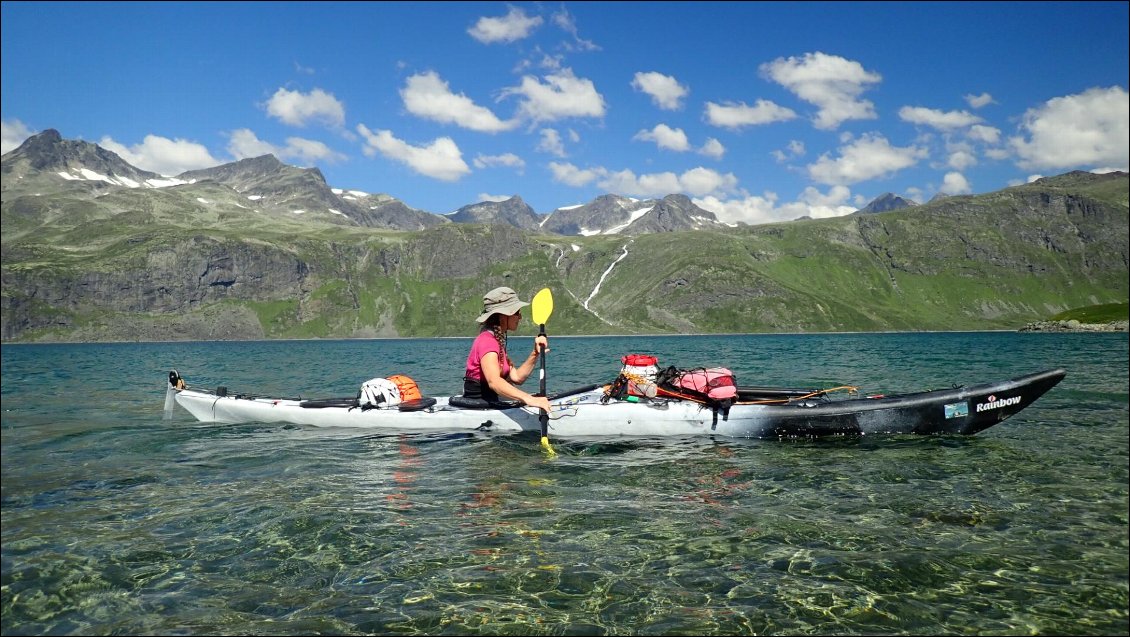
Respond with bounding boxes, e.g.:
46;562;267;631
1049;302;1129;323
2;173;1126;341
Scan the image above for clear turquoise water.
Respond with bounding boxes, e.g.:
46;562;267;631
2;332;1127;635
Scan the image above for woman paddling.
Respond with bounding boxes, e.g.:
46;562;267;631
463;286;551;413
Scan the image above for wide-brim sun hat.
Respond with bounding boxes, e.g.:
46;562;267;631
475;286;530;323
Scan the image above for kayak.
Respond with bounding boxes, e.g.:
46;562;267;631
165;367;1067;439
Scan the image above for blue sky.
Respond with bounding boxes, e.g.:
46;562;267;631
2;1;1127;223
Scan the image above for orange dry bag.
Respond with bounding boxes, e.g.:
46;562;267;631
386;374;422;402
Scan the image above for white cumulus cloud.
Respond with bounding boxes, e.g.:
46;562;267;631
947;149;978;171
473;152;525;173
501;68;606;122
964;92;995;109
548;161;602;187
704;99;796;129
940;171;972;194
694;193;781;225
599;168;682;197
228;129;345;164
548;162;737;199
281;136;347;164
537;128;566;157
356;124;470;181
699;137;725;159
469;6;543;43
760;52;881;130
968;124;1002;145
1;118;34;154
807;133;927;186
1009;86;1129;171
772;140;806;162
227;128;277;158
633;124;690;152
898;106;983;131
631;71;689;110
265;87;345;128
694;184;856;225
99;134;221;176
599;166;738;199
678;166;739;196
401;71;517;132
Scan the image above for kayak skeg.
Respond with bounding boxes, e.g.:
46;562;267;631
164;368;1066;439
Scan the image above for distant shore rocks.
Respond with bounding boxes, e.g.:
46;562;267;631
1020;319;1129;333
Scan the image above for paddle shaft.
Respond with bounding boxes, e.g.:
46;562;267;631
537;322;548;438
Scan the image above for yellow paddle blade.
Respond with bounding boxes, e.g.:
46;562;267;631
531;288;553;325
541;436;557;457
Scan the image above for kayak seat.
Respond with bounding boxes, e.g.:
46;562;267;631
449;395;522;410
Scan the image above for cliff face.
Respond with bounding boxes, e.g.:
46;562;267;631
1;223;552;341
851;188;1128;278
2;236;309;339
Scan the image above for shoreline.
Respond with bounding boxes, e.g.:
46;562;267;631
1018;320;1128;333
2;326;1127;345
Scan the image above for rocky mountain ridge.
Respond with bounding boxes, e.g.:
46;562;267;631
448;195;542;230
540;193;730;235
2;130;728;236
1;128;168;187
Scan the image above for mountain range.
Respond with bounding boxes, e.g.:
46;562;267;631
2;129;733;236
1;130;1127;342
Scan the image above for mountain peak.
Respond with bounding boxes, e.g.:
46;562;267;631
23;128;63;147
856;192;919;214
8;128;67;158
2;127;162;183
177;154;297;184
662;193;693;205
449;195;540;229
235;154;284;170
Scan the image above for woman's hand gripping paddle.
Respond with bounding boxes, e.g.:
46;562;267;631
531;288;556;457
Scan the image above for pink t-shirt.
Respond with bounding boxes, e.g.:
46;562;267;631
465;331;510;381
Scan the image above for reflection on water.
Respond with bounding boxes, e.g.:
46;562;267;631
386;435;421;514
1;333;1127;635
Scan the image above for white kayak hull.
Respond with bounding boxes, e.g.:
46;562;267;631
166;368;1067;439
171;387;749;437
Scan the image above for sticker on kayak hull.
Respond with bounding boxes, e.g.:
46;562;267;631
944;402;969;419
976;394;1022;413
